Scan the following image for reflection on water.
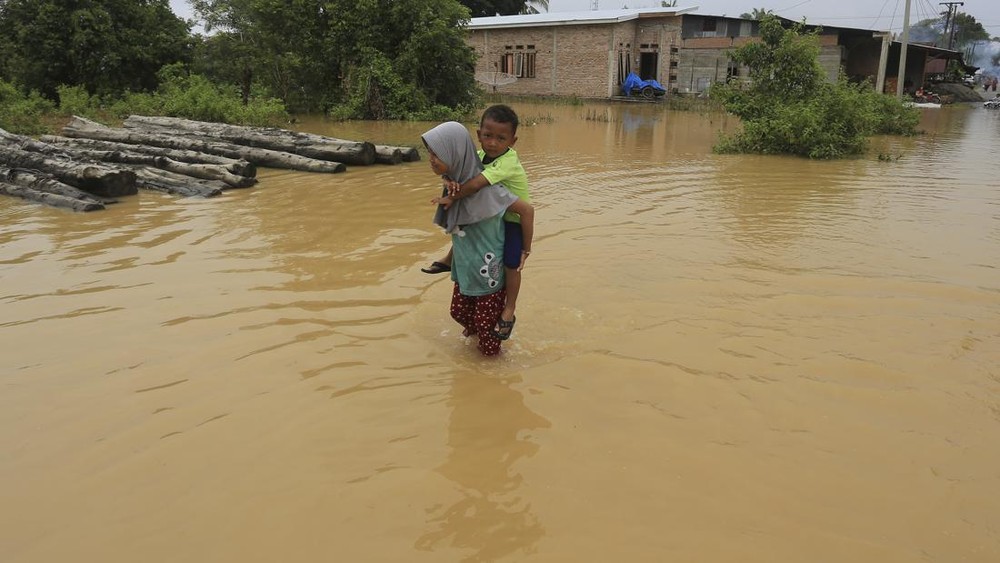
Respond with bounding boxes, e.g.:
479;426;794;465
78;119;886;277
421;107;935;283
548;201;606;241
416;374;549;561
1;101;999;562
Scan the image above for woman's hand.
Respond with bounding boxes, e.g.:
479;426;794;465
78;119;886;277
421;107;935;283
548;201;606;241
432;195;455;209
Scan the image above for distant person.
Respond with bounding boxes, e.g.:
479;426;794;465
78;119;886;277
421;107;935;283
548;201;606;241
422;105;533;341
421;121;534;356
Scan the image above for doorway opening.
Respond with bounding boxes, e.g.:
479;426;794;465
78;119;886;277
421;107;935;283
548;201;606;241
639;52;659;81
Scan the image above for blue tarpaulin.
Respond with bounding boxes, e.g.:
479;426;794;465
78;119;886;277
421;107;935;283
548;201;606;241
622;72;665;97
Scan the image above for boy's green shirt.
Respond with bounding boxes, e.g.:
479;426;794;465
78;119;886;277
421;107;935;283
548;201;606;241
478;148;530;223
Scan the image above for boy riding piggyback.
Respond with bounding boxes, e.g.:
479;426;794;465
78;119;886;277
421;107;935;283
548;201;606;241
422;104;532;340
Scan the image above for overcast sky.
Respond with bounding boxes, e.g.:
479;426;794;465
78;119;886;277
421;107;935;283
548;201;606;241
168;0;1000;35
554;0;1000;33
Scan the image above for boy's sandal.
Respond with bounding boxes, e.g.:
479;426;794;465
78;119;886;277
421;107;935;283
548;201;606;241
493;315;516;341
421;261;451;274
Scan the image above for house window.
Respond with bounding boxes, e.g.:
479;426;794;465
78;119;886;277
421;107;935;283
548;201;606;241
500;45;536;78
702;18;717;32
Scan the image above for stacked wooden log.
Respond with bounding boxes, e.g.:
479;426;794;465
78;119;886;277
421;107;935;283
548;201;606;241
0;115;420;212
0;128;135;212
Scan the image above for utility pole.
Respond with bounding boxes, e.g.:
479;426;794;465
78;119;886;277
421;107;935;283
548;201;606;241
896;0;912;98
940;2;964;50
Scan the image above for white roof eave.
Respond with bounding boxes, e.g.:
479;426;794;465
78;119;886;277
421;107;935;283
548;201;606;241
466;7;699;31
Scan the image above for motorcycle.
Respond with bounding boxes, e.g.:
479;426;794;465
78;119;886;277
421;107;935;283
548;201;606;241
913;89;942;104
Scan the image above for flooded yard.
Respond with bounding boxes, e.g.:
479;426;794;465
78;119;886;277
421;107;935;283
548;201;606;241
2;101;999;562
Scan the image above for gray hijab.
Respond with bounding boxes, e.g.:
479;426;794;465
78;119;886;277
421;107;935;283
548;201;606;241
422;121;518;234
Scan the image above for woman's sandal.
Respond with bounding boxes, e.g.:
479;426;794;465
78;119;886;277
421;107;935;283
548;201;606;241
493;315;516;340
421;261;451;274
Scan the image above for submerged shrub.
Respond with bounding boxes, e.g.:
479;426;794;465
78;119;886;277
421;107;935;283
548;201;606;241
712;15;918;159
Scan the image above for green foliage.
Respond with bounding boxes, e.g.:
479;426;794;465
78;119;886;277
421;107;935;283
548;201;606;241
329;51;470;121
4;0;482;121
56;85;98;118
712;15;918;159
908;13;987;48
148;66;287;125
949;13;990;46
104;91;164;120
391;0;479;110
459;0;531;17
0;0;191;99
0;80;55;134
191;0;480;117
864;87;920;135
48;67;287;127
739;8;773;19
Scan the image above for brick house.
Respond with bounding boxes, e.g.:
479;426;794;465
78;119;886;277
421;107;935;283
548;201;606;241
465;7;693;98
466;9;963;98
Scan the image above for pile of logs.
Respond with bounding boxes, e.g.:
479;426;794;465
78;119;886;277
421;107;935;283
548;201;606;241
0;115;420;212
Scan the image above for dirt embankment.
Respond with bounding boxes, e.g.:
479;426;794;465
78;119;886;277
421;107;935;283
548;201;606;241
933;82;990;103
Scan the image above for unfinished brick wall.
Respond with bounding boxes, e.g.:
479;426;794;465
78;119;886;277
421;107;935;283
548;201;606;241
677;35;847;95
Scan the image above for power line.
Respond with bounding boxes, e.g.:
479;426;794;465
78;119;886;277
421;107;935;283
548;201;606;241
939;2;964;49
869;0;894;28
775;0;815;13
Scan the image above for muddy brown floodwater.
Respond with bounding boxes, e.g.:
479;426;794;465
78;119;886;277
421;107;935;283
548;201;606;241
2;102;999;562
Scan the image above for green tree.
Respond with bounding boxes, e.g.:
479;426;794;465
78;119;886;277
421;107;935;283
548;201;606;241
949;13;989;48
739;8;773;19
459;0;530;17
325;0;477;118
190;0;478;118
0;0;191;99
908;12;988;48
712;15;918;159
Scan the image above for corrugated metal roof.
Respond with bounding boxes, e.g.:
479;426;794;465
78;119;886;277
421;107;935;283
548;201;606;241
466;6;700;30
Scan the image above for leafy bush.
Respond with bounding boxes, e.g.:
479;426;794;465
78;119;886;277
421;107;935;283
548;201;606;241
24;64;288;127
0;80;55;134
105;91;163;120
712;15;918;159
56;84;97;118
120;65;288;125
865;88;920;135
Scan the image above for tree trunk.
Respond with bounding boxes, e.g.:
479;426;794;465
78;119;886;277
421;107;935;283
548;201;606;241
0;166;113;205
0;145;137;197
128;166;224;198
40;135;257;177
0;166;111;205
374;146;403;165
121;115;377;166
63;116;347;173
376;144;420;162
31;146;256;189
0;180;105;212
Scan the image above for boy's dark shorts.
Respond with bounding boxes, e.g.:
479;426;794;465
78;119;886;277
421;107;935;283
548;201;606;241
503;220;523;269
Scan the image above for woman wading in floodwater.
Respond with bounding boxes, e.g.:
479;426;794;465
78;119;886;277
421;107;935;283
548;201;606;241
421;121;534;356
